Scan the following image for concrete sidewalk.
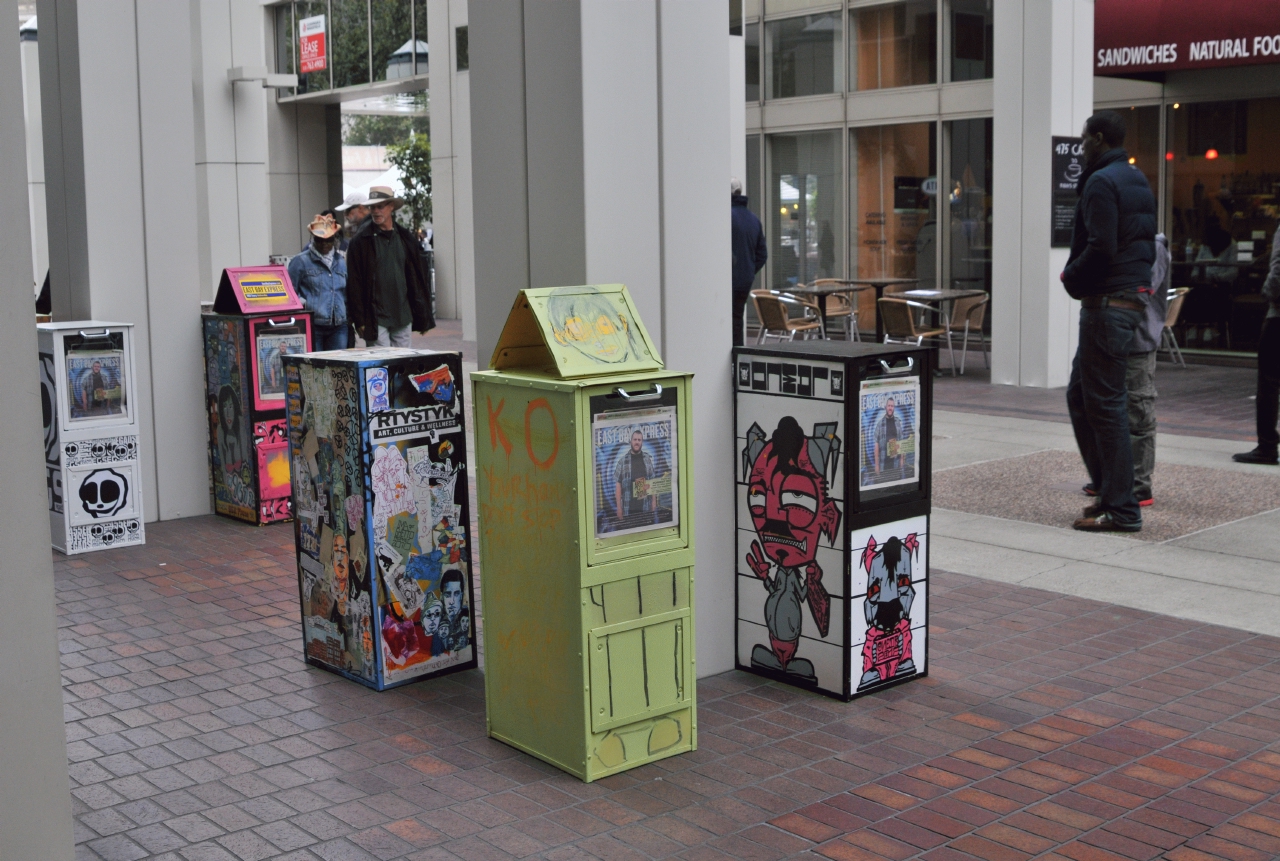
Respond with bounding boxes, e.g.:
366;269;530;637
932;410;1280;638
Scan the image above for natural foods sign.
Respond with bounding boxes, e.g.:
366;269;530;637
299;15;327;74
1095;0;1280;74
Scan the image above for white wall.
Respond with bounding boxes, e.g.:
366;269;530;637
470;0;735;676
39;0;209;521
428;0;475;331
991;0;1093;388
191;0;270;296
729;32;746;189
21;33;47;292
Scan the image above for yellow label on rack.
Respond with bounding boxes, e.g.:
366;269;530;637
240;275;288;303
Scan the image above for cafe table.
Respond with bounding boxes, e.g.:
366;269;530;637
789;277;918;340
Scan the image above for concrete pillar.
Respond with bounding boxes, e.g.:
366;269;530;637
192;0;271;294
38;0;209;521
470;0;735;675
729;23;745;187
21;17;48;293
0;4;75;857
428;0;475;331
991;0;1094;387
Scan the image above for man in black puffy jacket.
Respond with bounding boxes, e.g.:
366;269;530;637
732;179;768;346
1062;111;1156;532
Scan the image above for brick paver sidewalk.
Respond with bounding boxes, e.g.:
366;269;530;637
62;516;1280;861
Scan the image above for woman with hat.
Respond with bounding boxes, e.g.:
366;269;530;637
288;214;350;350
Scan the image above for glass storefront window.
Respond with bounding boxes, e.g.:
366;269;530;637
746;22;760;101
949;0;992;82
275;5;295;80
372;0;413;82
1123;106;1160;200
414;0;427;74
332;0;372;89
769;131;843;290
852;1;936;91
851;122;936;283
946;118;991;314
294;0;331;93
766;13;843;100
747;135;764;289
1168;97;1280;353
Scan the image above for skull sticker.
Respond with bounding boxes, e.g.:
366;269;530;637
79;468;130;518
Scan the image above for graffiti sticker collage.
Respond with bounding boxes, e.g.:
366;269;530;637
204;319;257;522
286;353;475;689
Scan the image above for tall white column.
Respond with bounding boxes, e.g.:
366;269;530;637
991;0;1094;387
0;3;75;856
39;0;209;521
428;0;476;331
21;21;48;292
470;0;735;675
192;0;271;294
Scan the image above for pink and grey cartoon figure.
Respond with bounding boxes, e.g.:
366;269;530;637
742;417;841;682
857;532;918;690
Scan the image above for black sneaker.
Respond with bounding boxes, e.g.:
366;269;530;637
1233;447;1279;465
1082;483;1098;497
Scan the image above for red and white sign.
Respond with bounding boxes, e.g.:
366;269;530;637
1096;1;1280;74
299;15;327;74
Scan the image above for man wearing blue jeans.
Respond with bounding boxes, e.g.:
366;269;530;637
1062;111;1157;533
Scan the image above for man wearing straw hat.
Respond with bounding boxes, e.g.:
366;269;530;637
346;186;435;346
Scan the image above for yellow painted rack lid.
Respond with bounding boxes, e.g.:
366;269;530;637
490;284;663;378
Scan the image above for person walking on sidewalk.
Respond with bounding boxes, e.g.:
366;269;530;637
346;186;435;347
1235;223;1280;464
1062;111;1156;533
731;178;767;346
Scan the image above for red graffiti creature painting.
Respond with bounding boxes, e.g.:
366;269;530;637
858;532;919;690
742;417;841;682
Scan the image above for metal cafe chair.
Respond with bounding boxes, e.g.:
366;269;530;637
1161;287;1192;369
943;293;990;375
750;290;824;343
810;279;861;341
878;297;956;374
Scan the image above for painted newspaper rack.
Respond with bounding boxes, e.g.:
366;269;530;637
202;265;312;525
733;340;932;701
38;321;146;554
473;284;696;782
282;348;477;691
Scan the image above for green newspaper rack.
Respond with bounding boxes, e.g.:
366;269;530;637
472;284;696;781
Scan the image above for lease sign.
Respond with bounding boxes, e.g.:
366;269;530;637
299;15;326;74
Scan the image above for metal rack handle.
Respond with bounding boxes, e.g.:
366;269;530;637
77;329;111;339
266;317;297;327
878;357;915;375
611;383;663;402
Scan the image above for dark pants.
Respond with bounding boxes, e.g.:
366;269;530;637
313;325;350;351
733;292;749;347
1126;351;1157;500
1067;305;1143;526
1257;316;1280;452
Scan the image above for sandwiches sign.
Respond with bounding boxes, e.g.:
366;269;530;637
1095;0;1280;74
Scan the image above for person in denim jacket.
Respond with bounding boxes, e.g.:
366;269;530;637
289;214;349;350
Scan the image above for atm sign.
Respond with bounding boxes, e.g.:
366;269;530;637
239;276;288;304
